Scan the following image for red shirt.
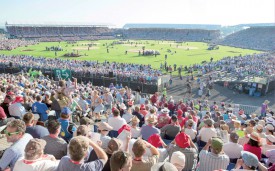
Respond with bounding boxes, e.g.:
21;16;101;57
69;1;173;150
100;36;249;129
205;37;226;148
151;95;158;104
243;144;262;160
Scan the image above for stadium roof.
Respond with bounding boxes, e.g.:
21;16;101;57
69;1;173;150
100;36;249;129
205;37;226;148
5;21;113;27
123;23;221;30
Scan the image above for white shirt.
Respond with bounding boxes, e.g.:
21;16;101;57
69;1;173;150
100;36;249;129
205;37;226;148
262;144;275;156
122;113;133;124
184;128;197;140
223;142;243;159
198;127;217;142
14;155;59;171
108;116;127;131
131;127;141;138
8;103;26;118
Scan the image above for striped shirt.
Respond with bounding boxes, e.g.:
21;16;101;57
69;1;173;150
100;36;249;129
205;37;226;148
168;145;198;171
197;150;229;171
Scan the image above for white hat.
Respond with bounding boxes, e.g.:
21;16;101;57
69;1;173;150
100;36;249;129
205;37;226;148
266;135;275;143
255;125;263;131
119;103;126;110
171;151;185;170
266;117;275;127
161;108;170;114
265;124;274;131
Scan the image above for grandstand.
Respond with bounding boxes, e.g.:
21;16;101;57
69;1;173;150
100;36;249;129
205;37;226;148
219;26;275;51
6;23;115;41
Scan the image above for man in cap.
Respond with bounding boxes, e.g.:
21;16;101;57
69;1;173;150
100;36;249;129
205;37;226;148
197;118;217;149
223;132;243;162
0;119;33;170
168;132;198;171
198;137;229;171
13;138;58;171
58;107;77;142
56;136;108;171
42;119;67;160
131;139;160;171
97;122;113;150
157;108;171;128
141;115;160;141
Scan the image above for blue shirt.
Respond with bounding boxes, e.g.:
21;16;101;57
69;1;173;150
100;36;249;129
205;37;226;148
26;125;49;138
0;133;33;170
32;102;48;121
58;118;77;142
140;125;160;141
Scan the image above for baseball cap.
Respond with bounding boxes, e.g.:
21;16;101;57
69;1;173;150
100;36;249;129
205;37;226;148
148;134;163;148
175;132;190;148
61;107;72;115
241;151;259;168
170;151;185;170
211;137;223;152
25;138;46;158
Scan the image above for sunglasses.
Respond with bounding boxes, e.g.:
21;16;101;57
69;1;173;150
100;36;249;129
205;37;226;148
119;151;128;169
4;130;20;136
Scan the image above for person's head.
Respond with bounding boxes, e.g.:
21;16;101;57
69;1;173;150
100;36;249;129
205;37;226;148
187;119;194;128
36;95;42;102
151;162;178;171
132;139;146;158
68;136;89;162
47;119;61;134
106;138;122;154
249;120;256;127
171;151;185;171
76;125;89;137
5;119;26;143
266;135;275;145
60;107;72;119
211;137;224;154
175;132;190;148
80;117;94;127
98;122;113;135
171;115;178;124
25;138;46;160
113;109;120;117
131;116;140;127
255;124;263;133
23;113;35;126
146;115;157;126
247;132;261;147
134;106;140;112
230;132;239;143
110;150;132;171
204;118;214;127
240;151;259;170
244;127;253;135
265;124;274;135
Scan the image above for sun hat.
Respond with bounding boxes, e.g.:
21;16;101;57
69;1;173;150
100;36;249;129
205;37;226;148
241;151;259;168
248;132;261;142
175;132;190;148
148;134;163;148
151;162;178;171
170;151;185;170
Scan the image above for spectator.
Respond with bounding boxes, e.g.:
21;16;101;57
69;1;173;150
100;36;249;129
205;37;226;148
160;114;181;141
8;96;26;119
262;135;275;156
23;112;49;138
32;95;49;122
141;115;160;141
130;116;141;139
56;136;108;171
197;118;217;149
42;119;67;160
0;119;33;170
223;132;243;162
13;138;59;171
132;106;144;127
131;139;160;171
238;127;253;146
58;107;77;142
98;122;113;150
110;150;132;171
170;151;186;171
197;137;229;171
168;132;198;171
151;162;178;171
243;132;262;160
183;119;197;141
232;151;259;170
108;109;127;138
156;108;171;128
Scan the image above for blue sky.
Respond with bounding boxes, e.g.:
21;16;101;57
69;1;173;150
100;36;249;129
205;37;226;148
0;0;274;27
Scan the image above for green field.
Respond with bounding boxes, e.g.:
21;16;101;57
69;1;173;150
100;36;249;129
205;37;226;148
0;40;261;71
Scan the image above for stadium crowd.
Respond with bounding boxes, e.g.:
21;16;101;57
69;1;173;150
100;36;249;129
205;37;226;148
0;39;38;50
0;72;274;171
0;55;162;84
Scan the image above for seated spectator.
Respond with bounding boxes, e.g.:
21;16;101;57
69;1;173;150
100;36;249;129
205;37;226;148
156;108;171;128
110;150;132;171
197;137;229;171
98;122;113;150
232;151;259;170
262;135;275;157
238;127;253;146
32;95;49;122
108;109;127;137
132;106;144;127
197;118;217;149
151;162;178;171
0;105;12;126
8;96;26;119
141;115;160;141
23;112;49;138
103;138;123;171
14;138;59;171
265;124;274;136
170;151;186;171
131;139;160;171
168;132;198;171
244;132;262;160
130;116;141;138
42;120;68;160
183;119;197;141
223;132;243;162
160;114;181;141
139;104;148;116
56;136;108;171
0;119;33;170
58;107;77;142
1;94;13;118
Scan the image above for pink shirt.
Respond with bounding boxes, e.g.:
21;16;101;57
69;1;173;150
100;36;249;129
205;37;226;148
244;144;262;160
